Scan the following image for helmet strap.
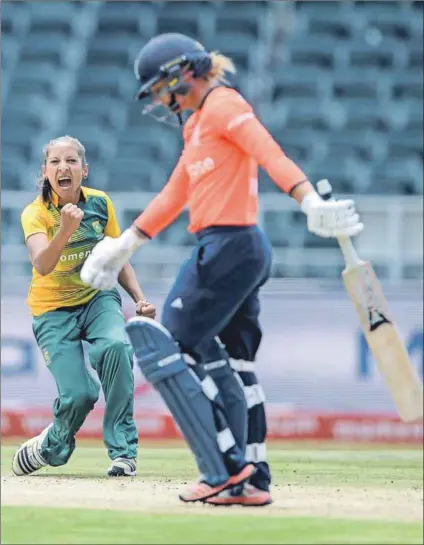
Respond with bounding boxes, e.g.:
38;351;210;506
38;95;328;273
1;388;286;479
168;92;183;126
169;93;179;112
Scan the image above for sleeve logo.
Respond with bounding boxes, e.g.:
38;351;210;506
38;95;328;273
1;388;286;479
92;220;103;236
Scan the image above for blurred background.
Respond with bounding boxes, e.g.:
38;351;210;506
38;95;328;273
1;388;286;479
2;0;423;429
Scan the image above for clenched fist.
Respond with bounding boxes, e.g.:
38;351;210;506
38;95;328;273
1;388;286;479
135;300;156;319
60;203;84;237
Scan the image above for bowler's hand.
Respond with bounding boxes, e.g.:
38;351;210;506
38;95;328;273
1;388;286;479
135;300;156;319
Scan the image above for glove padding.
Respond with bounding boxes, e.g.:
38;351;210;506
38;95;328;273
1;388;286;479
81;229;144;290
304;198;364;239
84;266;120;291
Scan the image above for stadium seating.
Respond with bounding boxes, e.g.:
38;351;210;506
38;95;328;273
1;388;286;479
2;0;423;262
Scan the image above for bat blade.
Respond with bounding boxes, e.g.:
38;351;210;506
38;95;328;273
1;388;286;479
342;261;423;423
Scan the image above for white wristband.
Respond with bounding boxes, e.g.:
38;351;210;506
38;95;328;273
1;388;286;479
300;191;322;214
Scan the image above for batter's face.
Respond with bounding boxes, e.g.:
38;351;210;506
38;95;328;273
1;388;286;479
150;72;194;112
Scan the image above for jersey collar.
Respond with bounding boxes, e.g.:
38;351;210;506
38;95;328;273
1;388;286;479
49;186;87;208
198;85;221;110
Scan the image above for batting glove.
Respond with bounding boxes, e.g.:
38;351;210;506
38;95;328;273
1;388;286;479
301;192;364;239
81;229;145;290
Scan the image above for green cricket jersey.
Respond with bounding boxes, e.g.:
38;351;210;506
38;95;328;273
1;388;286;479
21;186;121;316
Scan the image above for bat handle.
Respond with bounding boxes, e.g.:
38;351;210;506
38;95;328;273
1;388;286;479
316;179;364;270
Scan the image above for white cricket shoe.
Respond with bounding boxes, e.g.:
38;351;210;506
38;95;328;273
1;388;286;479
12;424;52;476
107;457;137;477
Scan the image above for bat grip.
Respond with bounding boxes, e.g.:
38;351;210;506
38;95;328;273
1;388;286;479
316;179;364;269
337;236;363;269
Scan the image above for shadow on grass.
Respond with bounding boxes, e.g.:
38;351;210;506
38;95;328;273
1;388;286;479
32;473;110;480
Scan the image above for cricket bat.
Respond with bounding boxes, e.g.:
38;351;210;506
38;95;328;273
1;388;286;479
316;179;423;423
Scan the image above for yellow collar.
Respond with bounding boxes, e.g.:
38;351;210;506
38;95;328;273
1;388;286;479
49;186;87;207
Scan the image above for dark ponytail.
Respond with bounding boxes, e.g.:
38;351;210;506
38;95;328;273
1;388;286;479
41;178;52;203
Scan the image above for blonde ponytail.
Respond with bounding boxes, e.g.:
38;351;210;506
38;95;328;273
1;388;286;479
204;52;236;84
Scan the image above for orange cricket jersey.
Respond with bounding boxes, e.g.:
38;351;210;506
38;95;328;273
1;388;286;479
134;87;307;237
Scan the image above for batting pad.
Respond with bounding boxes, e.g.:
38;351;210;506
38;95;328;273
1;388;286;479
205;362;248;453
195;338;248;453
125;317;229;485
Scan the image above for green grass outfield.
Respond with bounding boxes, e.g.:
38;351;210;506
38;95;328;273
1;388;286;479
1;440;423;544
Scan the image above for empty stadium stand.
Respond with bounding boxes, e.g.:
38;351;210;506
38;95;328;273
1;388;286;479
2;0;423;281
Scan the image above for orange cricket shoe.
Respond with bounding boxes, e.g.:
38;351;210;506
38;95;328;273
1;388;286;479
205;483;273;506
179;463;256;503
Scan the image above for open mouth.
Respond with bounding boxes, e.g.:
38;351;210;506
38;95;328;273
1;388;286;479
58;177;72;189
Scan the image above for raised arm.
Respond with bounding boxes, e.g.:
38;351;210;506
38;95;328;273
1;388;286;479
23;204;83;276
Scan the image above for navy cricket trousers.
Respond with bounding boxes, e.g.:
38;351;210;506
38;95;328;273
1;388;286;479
161;225;273;491
161;225;272;357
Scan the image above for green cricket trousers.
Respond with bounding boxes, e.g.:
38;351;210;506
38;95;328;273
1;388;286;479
32;289;138;466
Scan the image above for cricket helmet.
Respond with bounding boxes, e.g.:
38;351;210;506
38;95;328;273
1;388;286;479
133;33;212;125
